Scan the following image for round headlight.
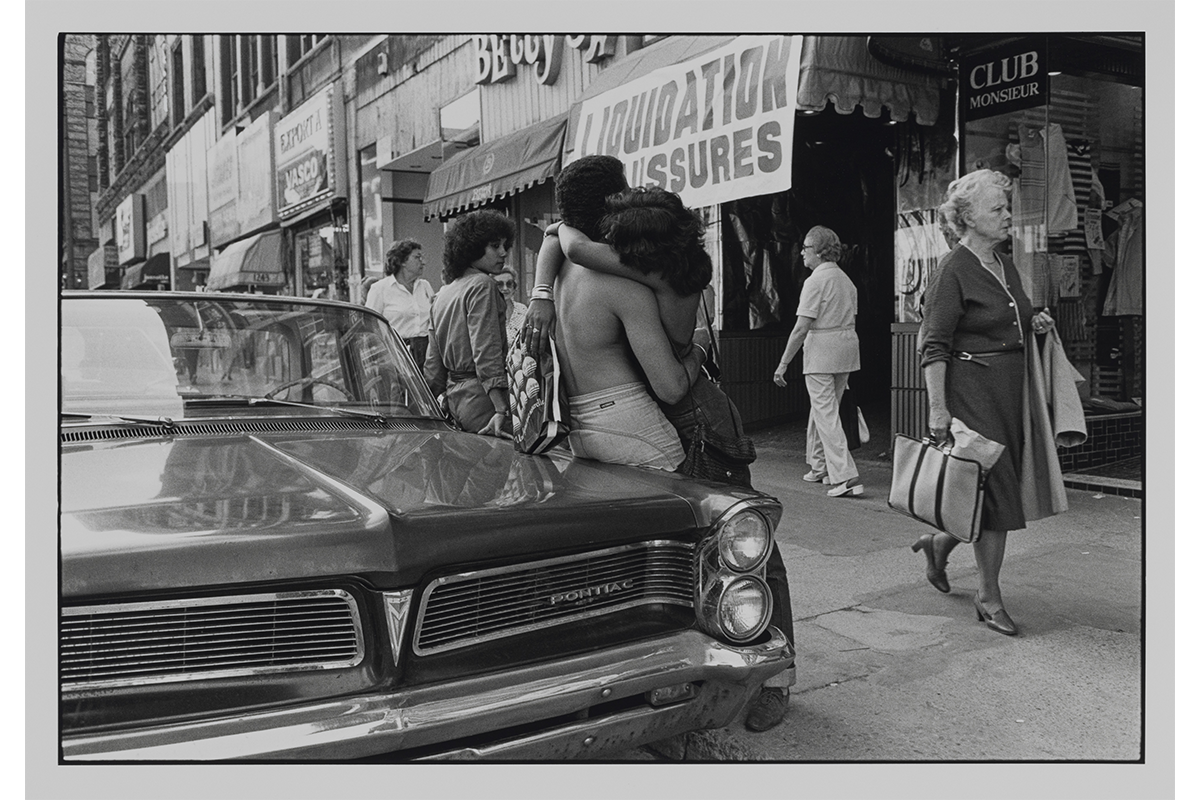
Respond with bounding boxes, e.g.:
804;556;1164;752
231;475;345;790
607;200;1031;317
717;510;770;571
717;576;771;641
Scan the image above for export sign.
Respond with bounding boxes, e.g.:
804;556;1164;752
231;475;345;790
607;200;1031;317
275;89;335;216
961;39;1047;121
571;35;802;209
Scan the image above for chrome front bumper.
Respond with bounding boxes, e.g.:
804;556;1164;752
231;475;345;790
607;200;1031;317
62;627;793;761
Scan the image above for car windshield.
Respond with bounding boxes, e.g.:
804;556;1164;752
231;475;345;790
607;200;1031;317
61;294;442;421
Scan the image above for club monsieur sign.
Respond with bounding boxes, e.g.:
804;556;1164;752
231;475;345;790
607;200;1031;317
960;39;1048;121
571;35;803;208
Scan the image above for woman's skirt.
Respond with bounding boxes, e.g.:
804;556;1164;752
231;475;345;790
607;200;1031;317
946;350;1026;531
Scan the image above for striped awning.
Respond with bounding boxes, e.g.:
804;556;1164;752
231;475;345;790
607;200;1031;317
423;113;569;221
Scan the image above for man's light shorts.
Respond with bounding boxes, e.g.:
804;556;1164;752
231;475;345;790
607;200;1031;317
567;382;684;471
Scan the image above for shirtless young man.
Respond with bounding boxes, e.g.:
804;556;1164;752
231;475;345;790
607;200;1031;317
527;162;796;732
529;155;709;471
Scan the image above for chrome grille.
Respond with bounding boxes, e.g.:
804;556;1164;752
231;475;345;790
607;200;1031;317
61;590;364;692
413;541;695;655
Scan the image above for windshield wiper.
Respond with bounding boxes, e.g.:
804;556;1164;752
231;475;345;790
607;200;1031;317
187;396;389;426
61;411;176;428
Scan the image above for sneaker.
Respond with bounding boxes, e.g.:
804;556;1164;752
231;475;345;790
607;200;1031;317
802;470;828;483
827;478;864;497
744;687;790;732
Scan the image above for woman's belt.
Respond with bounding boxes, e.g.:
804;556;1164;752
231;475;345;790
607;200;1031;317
953;348;1022;366
810;324;856;332
448;369;478;382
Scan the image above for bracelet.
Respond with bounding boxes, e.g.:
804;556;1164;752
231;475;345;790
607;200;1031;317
530;288;554;302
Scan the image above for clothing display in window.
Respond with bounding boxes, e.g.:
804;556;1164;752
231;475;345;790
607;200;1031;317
1102;198;1143;316
1008;123;1078;306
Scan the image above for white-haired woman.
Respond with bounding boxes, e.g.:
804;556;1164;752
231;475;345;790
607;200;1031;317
913;169;1055;636
774;225;863;498
492;267;527;347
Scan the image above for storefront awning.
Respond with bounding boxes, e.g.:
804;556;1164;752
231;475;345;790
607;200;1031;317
120;252;171;290
422;113;569;220
207;230;287;291
795;36;943;125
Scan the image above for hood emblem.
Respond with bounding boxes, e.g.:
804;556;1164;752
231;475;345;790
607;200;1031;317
548;579;635;606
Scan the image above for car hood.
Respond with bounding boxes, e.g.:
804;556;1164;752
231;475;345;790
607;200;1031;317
60;424;741;597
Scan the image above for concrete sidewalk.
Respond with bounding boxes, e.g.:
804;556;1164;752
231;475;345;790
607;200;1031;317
642;419;1144;762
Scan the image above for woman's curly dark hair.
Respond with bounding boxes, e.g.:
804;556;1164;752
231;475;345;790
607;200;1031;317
599;186;712;296
384;238;421;277
442;210;516;282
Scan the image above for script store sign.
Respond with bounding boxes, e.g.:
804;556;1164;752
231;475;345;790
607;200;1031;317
571;35;803;209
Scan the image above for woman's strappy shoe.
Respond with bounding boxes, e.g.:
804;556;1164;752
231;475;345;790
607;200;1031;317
973;594;1018;636
910;534;950;593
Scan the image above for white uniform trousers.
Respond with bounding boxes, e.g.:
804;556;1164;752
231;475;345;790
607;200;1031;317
804;372;859;485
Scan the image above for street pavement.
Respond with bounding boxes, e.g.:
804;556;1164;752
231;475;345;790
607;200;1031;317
634;419;1143;762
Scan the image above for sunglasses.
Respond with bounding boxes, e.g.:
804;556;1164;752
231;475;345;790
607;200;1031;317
495;280;515;288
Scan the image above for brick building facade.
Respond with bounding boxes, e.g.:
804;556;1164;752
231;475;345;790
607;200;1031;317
60;34;99;289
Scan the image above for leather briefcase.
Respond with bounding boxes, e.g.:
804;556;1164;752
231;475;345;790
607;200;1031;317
888;433;985;543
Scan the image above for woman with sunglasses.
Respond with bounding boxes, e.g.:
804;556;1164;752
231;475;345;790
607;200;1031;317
492;267;527;348
773;226;863;498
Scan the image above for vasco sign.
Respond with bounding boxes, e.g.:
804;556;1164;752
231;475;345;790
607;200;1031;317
275;87;337;216
570;35;802;210
473;35;618;86
960;40;1047;121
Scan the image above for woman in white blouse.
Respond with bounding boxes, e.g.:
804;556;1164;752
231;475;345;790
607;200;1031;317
773;226;863;497
366;238;435;367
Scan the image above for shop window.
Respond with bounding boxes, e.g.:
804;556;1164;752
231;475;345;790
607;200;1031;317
439;88;480;147
359;144;384;276
959;37;1143;404
145;177;168;219
297;221;349;302
285;36;334;108
220;35;275;125
219;35;238;125
287;35;328;66
148;36;169;129
191;35;207;106
171;40;185;125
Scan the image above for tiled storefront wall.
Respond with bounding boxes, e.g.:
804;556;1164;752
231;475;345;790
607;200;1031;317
1058;412;1142;472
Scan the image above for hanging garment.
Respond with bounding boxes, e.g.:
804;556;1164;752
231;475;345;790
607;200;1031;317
1010;123;1078;304
1102;199;1144;316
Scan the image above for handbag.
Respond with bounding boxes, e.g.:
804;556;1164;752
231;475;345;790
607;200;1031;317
674;360;756;489
506;334;570;455
838;384;869;450
678;414;757;489
887;433;985;543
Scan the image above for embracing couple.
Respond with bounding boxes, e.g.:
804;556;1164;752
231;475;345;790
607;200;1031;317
521;155;795;731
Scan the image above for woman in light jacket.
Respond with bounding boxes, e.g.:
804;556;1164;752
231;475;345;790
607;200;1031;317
773;226;862;498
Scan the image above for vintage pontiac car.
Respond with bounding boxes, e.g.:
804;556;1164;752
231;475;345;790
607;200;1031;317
59;291;792;761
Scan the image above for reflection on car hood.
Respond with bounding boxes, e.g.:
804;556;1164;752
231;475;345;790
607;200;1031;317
60;426;716;596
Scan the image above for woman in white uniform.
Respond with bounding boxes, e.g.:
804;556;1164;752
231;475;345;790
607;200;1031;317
773;226;863;497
